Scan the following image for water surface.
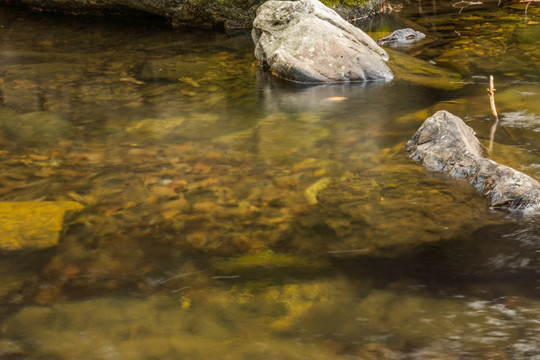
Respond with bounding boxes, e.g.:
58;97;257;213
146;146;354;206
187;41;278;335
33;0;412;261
0;2;539;359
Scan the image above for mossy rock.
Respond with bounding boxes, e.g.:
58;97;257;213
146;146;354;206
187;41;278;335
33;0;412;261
0;201;84;250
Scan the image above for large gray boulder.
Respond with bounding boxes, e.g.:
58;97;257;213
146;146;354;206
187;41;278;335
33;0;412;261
252;0;393;83
405;110;540;210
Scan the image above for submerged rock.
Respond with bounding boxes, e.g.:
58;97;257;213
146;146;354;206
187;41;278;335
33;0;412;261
386;49;463;90
257;112;329;159
0;201;84;250
313;160;500;255
1;111;72;145
0;292;349;360
4;282;540;358
252;0;393;83
405;110;540;210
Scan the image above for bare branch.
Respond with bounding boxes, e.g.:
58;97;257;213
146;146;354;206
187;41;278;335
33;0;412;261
487;75;499;154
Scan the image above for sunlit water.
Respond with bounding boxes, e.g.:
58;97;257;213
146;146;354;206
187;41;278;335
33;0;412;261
0;1;539;359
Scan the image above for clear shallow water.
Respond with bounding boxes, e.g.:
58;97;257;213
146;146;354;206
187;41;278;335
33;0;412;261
0;2;539;359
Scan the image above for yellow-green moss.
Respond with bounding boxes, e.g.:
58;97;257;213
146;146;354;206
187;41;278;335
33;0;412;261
0;201;84;250
215;250;310;273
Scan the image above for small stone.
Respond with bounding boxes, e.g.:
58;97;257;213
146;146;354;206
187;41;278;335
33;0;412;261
150;185;178;199
161;197;191;219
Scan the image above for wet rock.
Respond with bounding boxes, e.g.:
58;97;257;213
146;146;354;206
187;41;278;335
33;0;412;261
0;201;84;250
252;0;393;83
405;110;540;210
376;28;425;46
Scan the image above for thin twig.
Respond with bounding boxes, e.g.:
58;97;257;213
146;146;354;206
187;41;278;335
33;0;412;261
525;1;531;16
487;75;499;154
520;0;539;16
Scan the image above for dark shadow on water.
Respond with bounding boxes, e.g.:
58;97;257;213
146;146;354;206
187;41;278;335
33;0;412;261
328;219;540;300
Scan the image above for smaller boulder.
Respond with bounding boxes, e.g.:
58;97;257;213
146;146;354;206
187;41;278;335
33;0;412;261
377;28;425;46
405;110;540;210
252;0;393;83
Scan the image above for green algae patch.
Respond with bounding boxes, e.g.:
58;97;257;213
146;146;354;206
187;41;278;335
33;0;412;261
0;201;84;251
214;250;320;278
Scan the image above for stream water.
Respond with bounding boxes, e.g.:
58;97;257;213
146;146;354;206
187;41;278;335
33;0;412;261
0;1;539;359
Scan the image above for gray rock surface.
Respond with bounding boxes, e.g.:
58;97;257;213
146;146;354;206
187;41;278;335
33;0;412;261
377;28;426;46
252;0;393;83
405;110;540;210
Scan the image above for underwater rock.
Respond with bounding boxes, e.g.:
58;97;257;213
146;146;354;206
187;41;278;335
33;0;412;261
137;57;206;83
256;112;329;160
4;284;540;358
0;111;72;145
295;288;540;354
252;0;393;83
405;110;540;210
314;161;499;255
0;201;84;250
386;49;463;90
0;293;349;359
